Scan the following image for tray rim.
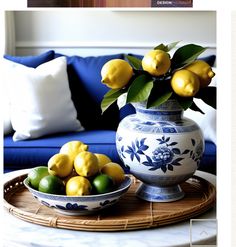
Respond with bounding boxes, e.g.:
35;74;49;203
4;172;216;232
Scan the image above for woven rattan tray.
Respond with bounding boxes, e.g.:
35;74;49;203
4;173;216;231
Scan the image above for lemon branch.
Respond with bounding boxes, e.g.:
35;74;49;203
101;42;216;114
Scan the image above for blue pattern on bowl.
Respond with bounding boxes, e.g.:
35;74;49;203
24;176;131;215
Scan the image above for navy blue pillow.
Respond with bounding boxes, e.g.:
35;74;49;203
71;54;124;103
55;53;124;130
4;50;55;68
199;55;216;67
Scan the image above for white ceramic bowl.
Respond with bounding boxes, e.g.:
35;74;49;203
24;176;131;216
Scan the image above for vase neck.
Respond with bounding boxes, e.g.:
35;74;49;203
134;100;183;121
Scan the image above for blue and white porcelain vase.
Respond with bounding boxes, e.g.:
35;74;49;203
116;99;204;202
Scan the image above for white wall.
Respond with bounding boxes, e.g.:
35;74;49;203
14;10;216;57
232;11;236;247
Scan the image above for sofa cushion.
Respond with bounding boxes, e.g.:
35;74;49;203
4;130;120;171
54;53;124;130
4;131;216;174
4;50;55;68
3;50;56;136
198;141;216;174
4;56;83;141
199;55;216;66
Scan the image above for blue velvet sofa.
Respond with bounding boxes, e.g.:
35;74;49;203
3;50;216;174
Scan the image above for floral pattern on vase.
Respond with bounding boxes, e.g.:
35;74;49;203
119;136;203;174
116;100;204;202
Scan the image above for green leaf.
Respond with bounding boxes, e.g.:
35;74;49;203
101;88;126;114
147;91;173;108
190;101;205;114
126;75;154;103
176;97;193;110
125;55;142;70
154;43;167;52
147;79;173;108
195;86;216;109
167;41;181;52
154;41;180;52
171;44;206;70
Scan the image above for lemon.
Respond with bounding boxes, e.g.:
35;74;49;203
142;49;171;76
66;176;92;196
101;59;133;89
74;151;99;177
59;141;88;162
27;166;49;190
184;60;215;88
92;174;114;194
63;169;78;185
101;162;125;185
38;175;65;195
171;69;200;97
48;153;73;178
95;153;112;170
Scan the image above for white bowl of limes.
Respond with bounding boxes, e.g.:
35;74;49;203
24;141;132;215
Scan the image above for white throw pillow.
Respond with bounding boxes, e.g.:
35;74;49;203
184;99;216;144
184;68;216;144
4;56;83;141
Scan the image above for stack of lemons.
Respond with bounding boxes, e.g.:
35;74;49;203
141;49;215;97
27;141;125;196
101;49;215;98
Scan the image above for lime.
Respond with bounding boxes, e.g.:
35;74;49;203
27;166;49;190
92;174;114;194
38;175;65;195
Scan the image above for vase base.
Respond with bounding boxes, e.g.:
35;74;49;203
136;183;185;202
